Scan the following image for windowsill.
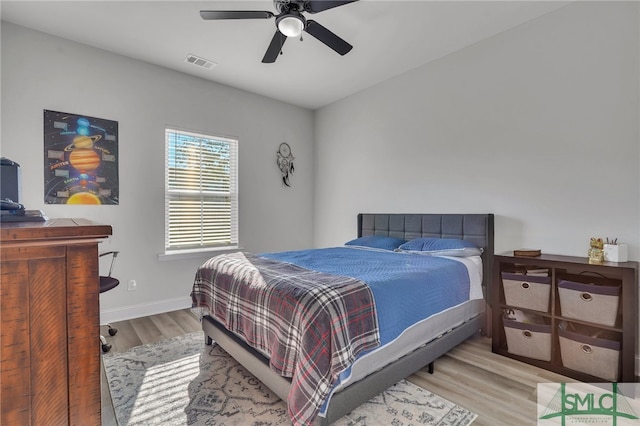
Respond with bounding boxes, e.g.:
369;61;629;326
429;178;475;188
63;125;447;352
158;246;244;262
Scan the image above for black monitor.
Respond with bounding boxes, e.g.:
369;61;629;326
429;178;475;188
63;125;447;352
1;157;21;203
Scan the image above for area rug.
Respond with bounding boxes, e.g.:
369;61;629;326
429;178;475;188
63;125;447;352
103;331;476;426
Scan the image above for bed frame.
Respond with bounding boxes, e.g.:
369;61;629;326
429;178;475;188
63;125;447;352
201;213;495;425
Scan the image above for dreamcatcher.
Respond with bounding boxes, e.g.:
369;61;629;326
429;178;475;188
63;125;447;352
277;142;295;187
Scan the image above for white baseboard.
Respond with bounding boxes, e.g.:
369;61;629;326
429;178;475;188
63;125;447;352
100;296;192;324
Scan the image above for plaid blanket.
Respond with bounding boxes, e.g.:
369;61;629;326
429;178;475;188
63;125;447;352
191;252;380;425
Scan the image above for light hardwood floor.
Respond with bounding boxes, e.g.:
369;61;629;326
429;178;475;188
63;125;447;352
100;309;202;426
101;309;570;425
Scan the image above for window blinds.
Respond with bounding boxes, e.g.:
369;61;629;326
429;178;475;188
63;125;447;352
165;128;238;251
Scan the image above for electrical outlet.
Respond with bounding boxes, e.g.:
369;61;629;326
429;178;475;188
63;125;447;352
128;280;137;291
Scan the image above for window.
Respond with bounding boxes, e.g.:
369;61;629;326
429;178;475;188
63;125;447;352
165;128;238;253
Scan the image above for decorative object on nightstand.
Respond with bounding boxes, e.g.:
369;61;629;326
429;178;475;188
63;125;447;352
604;238;628;263
588;237;604;264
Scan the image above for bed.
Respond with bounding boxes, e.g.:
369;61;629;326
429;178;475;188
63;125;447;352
191;213;494;425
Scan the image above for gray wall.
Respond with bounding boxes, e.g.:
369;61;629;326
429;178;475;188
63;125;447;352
313;1;639;371
1;22;315;322
314;1;639;260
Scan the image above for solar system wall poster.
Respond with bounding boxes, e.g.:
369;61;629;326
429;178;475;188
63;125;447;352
44;109;119;205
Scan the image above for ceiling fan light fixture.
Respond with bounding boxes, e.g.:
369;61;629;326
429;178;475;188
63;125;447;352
277;15;304;38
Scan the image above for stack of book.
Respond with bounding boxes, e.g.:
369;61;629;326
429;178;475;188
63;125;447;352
525;267;549;277
513;248;541;257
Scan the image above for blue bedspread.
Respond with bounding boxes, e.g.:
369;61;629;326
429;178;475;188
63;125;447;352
261;246;471;346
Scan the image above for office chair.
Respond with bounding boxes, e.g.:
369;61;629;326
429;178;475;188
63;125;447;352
99;251;120;352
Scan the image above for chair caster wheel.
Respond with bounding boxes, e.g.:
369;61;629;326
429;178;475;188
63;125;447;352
102;343;112;353
108;327;118;336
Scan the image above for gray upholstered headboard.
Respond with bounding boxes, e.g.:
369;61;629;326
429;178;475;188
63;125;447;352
357;213;495;289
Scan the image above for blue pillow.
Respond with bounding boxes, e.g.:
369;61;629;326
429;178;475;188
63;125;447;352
345;235;407;251
397;238;483;257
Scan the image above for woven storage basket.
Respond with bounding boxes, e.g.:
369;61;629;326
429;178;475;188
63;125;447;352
502;272;551;312
503;318;551;361
558;280;620;326
558;322;620;381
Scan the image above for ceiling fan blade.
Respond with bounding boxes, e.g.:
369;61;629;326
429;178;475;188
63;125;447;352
200;10;274;20
305;0;358;14
304;20;352;56
262;31;287;63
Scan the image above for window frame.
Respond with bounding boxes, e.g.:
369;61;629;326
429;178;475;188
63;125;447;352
164;127;238;255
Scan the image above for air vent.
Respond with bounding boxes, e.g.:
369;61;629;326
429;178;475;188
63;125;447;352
184;54;217;70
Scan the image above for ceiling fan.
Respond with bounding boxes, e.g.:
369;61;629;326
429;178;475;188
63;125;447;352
200;0;359;63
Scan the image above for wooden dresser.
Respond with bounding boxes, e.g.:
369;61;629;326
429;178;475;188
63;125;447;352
1;218;112;425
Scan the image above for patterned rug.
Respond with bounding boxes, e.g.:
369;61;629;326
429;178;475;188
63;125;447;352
103;332;476;425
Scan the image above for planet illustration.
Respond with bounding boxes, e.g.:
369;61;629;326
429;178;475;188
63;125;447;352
78;173;90;187
67;192;101;205
69;148;101;172
65;134;102;151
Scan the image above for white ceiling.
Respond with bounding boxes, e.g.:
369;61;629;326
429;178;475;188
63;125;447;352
1;1;570;110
